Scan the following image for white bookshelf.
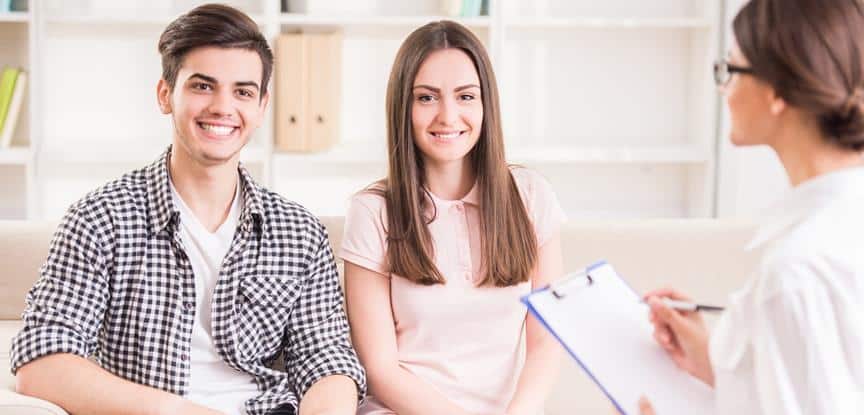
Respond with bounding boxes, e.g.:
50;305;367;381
0;11;29;22
7;0;725;221
0;1;35;219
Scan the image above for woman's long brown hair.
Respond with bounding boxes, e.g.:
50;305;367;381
372;20;537;287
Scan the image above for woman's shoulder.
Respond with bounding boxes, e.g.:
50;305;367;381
349;183;388;212
508;166;556;201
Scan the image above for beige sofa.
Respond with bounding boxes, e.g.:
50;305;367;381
0;218;760;414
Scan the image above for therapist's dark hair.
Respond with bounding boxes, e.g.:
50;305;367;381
370;20;537;287
157;3;273;97
733;0;864;150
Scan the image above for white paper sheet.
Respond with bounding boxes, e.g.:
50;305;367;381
523;261;714;415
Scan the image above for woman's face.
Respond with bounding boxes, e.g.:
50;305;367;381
410;48;484;169
722;43;783;147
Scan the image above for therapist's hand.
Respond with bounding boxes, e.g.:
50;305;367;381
638;397;656;415
644;288;714;387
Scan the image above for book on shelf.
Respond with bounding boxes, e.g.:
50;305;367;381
442;0;486;17
10;0;27;12
0;69;26;148
0;67;19;130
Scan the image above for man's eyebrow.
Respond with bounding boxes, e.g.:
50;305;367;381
235;81;260;91
187;74;259;91
188;73;217;84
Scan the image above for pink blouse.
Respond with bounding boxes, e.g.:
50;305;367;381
341;168;566;414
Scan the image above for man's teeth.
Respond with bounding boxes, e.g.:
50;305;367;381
434;132;461;139
200;123;235;136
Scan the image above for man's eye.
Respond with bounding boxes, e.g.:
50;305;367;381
192;83;212;91
238;89;255;98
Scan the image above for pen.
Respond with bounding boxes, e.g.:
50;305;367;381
659;298;725;313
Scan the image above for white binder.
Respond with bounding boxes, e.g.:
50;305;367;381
522;261;714;414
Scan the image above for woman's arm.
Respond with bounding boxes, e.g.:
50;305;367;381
344;261;476;415
505;235;565;415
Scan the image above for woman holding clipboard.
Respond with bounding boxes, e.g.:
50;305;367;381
641;0;864;413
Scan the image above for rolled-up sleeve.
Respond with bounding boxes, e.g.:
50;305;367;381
10;206;110;373
283;229;367;402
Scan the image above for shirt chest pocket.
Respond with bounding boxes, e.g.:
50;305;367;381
236;274;302;360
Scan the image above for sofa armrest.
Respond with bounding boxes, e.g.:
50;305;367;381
0;389;69;415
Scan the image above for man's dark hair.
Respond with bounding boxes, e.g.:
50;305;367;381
158;3;274;97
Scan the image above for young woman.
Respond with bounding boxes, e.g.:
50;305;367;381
341;21;566;415
641;0;864;413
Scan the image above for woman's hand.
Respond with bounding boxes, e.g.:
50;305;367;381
638;397;656;415
644;288;715;386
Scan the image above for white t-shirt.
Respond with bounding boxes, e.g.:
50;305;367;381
170;179;259;415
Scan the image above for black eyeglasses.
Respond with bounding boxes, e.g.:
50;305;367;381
713;60;753;86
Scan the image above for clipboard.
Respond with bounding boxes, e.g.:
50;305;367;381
522;261;714;414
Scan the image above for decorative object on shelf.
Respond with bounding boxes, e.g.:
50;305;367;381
275;32;342;153
0;68;26;148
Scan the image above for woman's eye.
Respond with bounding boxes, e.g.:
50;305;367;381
417;94;436;103
460;94;476;101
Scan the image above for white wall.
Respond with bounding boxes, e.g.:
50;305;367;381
715;0;789;218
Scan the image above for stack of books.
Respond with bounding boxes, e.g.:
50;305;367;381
0;67;27;148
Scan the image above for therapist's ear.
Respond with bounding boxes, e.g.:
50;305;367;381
768;88;787;116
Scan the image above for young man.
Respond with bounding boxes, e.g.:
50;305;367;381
10;4;365;415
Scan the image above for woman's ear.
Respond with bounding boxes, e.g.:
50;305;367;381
768;87;787;116
156;79;172;114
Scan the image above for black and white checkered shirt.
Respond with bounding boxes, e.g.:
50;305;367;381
10;147;366;414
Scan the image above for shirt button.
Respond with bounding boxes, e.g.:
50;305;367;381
455;203;464;212
183;302;194;311
180;354;189;361
464;271;471;281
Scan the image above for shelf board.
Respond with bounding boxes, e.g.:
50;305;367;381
278;13;490;28
273;143;712;165
0;147;31;165
509;145;712;164
44;13;266;25
41;144;269;164
274;143;387;163
0;11;29;23
506;17;712;29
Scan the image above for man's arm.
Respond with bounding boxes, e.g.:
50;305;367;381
11;206;220;415
298;375;358;415
17;354;221;415
283;230;366;414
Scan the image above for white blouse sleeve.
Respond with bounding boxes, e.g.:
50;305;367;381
752;261;863;414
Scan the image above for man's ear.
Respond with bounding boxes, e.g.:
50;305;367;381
157;79;172;114
259;91;270;115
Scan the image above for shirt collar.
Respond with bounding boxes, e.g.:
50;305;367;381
425;181;480;207
746;166;864;250
145;145;265;236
